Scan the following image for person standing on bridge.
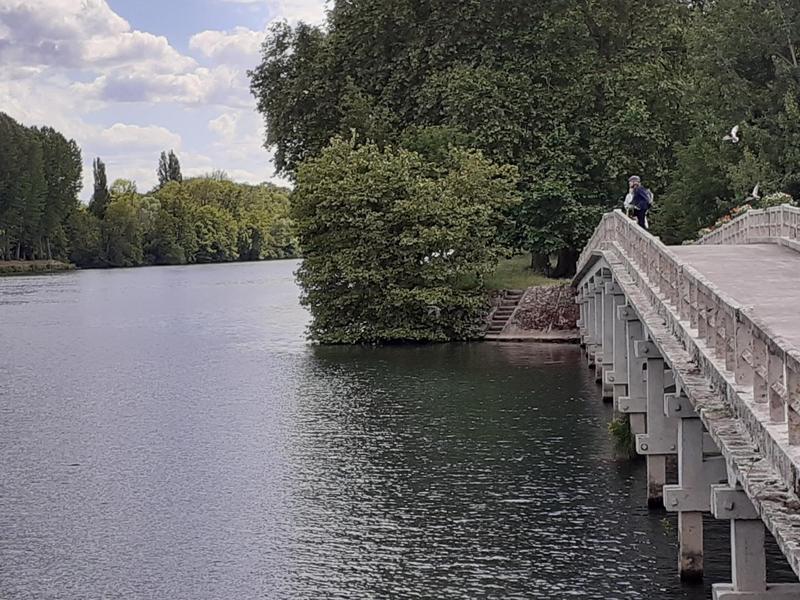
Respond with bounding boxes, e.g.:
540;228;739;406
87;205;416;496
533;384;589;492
628;175;652;230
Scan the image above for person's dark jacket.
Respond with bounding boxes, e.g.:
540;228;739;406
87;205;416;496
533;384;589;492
632;186;651;212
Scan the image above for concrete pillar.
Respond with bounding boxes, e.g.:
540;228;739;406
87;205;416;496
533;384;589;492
586;279;597;367
662;392;727;582
619;307;646;433
600;280;616;401
606;283;628;409
710;485;800;599
634;340;679;508
592;279;604;382
678;511;704;582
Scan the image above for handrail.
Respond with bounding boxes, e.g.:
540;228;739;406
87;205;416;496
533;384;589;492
576;210;800;445
697;204;800;246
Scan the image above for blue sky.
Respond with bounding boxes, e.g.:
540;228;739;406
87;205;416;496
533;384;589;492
0;0;328;198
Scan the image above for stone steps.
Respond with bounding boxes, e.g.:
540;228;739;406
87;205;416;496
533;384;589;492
485;290;525;339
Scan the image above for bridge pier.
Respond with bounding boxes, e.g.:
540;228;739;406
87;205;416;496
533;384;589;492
600;277;615;401
634;340;677;508
663;391;727;581
618;306;646;435
573;209;800;594
605;281;628;409
711;485;800;598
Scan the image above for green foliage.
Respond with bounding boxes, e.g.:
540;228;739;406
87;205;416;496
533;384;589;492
292;136;519;344
608;415;637;460
483;255;564;291
157;150;183;188
0;112;82;261
89;158;110;219
655;0;800;243
250;0;694;271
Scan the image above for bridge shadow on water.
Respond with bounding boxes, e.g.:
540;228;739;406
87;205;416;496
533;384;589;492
289;342;796;599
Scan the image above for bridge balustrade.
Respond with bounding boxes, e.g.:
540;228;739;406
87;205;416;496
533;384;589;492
578;210;800;448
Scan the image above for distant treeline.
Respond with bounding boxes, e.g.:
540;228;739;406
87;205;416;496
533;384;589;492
0;112;82;261
0;112;298;268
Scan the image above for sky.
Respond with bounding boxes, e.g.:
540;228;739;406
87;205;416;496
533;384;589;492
0;0;328;199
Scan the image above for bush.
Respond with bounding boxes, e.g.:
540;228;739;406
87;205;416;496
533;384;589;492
292;137;520;344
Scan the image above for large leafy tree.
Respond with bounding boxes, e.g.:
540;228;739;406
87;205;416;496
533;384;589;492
292;137;519;344
656;0;800;243
250;0;693;274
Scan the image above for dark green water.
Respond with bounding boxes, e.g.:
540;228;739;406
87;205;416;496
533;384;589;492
0;261;794;598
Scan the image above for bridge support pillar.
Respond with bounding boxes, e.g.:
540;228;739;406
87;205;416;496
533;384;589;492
618;307;646;435
634;341;678;508
710;485;800;599
584;281;596;367
600;279;615;401
592;274;610;385
604;281;626;406
662;392;727;582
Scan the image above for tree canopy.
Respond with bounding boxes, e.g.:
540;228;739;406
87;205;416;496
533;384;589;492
293;136;519;343
0;112;82;261
250;0;695;275
0;112;299;269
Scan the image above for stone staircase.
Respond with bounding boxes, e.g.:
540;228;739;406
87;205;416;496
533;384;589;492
485;289;524;340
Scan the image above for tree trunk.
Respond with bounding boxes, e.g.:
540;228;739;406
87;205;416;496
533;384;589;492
551;248;579;278
531;252;550;274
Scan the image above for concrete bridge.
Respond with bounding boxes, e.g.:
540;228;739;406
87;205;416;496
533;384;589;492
574;205;800;598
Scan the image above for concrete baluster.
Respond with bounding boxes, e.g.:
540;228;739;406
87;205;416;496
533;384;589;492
734;318;754;388
767;346;785;423
689;279;699;330
724;308;736;372
787;359;800;446
697;286;708;340
753;336;768;405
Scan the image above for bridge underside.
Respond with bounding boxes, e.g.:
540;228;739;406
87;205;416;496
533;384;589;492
574;208;800;597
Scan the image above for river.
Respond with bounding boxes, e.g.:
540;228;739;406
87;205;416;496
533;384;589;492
0;260;795;599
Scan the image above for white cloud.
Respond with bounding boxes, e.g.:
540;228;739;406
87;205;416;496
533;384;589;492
0;0;289;199
94;123;182;152
190;26;263;64
271;0;327;25
209;112;240;142
0;0;195;72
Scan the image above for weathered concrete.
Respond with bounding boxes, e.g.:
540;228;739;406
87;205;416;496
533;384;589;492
670;244;800;351
574;206;800;591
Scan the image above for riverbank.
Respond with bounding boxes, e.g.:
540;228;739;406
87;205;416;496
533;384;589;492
0;260;75;275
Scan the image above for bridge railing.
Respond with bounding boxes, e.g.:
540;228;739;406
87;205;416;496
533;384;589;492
697;204;800;246
578;210;800;447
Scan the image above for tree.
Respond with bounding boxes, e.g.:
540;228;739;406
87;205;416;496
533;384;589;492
250;0;694;272
89;157;110;219
292;136;519;344
167;150;182;183
157;150;183;187
157;151;170;188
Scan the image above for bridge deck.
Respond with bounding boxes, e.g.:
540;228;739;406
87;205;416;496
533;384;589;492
670;244;800;349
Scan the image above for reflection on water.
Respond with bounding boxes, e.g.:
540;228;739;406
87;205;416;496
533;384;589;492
0;262;795;598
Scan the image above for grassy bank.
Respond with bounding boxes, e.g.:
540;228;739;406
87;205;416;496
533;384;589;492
485;254;564;290
0;260;75;275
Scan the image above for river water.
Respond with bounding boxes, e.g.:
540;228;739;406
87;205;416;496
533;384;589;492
0;260;795;599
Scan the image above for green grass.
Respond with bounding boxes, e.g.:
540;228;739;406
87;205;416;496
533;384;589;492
484;254;563;290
